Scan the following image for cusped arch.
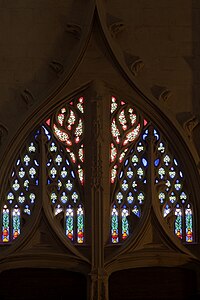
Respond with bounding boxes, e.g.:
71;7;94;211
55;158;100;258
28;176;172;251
108;92;199;251
0;90;89;255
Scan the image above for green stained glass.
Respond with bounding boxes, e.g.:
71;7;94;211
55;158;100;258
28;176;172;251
2;205;9;242
12;206;20;239
66;206;74;241
121;207;129;240
154;127;194;243
111;99;148;243
111;206;119;243
185;204;193;243
175;205;182;239
77;205;84;244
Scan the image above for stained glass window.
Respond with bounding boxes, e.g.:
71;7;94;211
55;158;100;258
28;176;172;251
1;131;40;243
154;129;194;243
110;96;148;243
0;93;195;248
45;96;85;244
110;96;194;244
0;97;85;244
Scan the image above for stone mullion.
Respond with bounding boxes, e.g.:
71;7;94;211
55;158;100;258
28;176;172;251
38;128;48;209
89;84;109;300
149;125;156;205
144;125;155;211
148;125;163;244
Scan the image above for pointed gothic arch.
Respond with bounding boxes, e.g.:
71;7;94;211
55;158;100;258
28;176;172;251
109;95;196;245
0;95;87;246
0;82;199;242
0;82;199;300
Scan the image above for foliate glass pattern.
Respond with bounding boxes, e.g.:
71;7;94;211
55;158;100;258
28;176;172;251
110;96;194;244
2;132;40;242
154;129;194;243
110;96;148;243
45;97;85;244
1;97;85;245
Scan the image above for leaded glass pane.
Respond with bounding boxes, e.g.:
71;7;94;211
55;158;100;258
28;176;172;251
45;96;85;244
110;97;148;243
154;129;193;242
110;96;195;244
1;131;40;243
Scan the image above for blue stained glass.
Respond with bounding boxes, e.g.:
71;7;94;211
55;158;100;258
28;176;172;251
143;129;148;140
132;206;140;217
154;129;159;140
24;205;31;215
180;171;183;178
138;192;144;204
154;158;160;167
71;171;75;178
47;159;52;167
47;179;51;185
137;142;144;152
34;129;40;140
116;192;123;204
163;204;171;217
175;180;181;191
42;126;51;140
143;179;147;184
12;172;15;177
127;192;134;204
66;159;70;166
16;159;20;166
174;159;178;166
127;167;133;179
142;158;148;167
34;160;39;166
35;179;39;185
60;192;68;204
119;171;123;179
124;159;129;166
122;180;128;191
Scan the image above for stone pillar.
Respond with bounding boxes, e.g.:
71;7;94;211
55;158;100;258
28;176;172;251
89;81;109;300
